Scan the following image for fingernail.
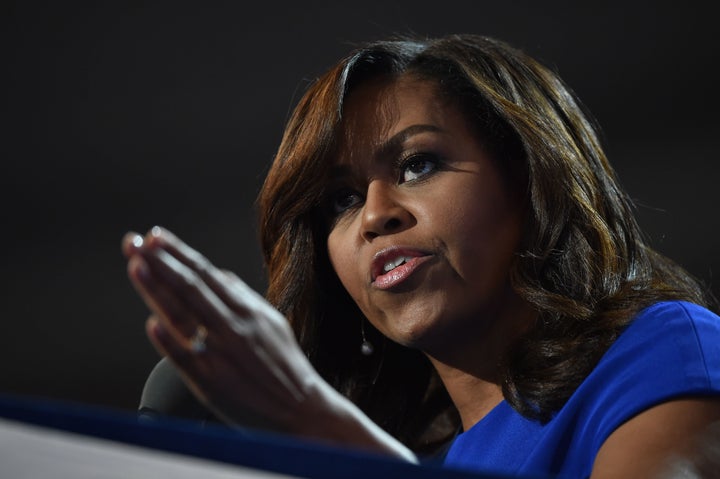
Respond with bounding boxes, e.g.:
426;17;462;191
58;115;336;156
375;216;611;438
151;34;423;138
132;234;144;248
151;226;162;237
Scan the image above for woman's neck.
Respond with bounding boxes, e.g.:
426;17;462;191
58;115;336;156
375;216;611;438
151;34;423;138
425;299;536;431
429;359;505;431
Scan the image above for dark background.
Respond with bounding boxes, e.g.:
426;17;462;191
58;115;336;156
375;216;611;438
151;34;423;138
3;1;719;415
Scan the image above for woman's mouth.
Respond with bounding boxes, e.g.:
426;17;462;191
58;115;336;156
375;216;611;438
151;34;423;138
371;248;432;290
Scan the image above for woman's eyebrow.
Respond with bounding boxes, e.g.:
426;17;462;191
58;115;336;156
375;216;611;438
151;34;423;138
377;124;443;157
330;124;444;181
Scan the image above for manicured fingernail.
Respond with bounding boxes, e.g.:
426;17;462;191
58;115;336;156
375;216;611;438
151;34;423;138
132;234;144;248
151;226;162;237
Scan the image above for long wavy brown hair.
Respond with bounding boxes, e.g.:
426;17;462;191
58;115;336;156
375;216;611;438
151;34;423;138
257;34;713;454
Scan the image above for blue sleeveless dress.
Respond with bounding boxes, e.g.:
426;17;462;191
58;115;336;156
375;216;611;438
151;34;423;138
443;301;720;478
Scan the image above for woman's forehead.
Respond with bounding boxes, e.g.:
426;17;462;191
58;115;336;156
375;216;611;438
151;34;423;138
334;76;451;165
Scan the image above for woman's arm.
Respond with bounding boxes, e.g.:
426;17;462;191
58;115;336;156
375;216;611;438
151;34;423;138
591;397;720;478
123;226;417;463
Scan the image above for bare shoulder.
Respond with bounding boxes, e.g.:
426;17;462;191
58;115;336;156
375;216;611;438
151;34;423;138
591;397;720;479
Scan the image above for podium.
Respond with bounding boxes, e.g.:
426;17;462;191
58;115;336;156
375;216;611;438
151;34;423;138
0;394;515;478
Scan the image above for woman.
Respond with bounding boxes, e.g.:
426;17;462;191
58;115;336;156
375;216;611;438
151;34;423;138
123;34;720;478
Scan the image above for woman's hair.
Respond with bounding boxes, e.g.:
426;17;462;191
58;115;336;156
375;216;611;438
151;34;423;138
257;34;713;452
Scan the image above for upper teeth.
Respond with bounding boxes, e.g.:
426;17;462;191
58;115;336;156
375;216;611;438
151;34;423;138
383;256;411;273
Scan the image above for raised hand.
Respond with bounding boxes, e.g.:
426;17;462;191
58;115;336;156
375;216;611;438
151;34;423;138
122;226;321;432
122;226;416;461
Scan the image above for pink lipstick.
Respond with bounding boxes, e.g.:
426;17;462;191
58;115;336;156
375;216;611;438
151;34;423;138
371;247;432;290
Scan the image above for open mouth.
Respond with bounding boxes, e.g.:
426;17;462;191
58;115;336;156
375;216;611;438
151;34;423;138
382;255;414;273
371;247;432;289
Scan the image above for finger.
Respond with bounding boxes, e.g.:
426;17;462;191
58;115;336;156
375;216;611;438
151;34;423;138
128;254;206;341
150;315;306;429
142;227;209;271
143;226;256;317
145;315;173;357
218;270;272;316
145;316;227;409
145;316;207;377
137;246;239;333
121;231;145;258
145;319;258;429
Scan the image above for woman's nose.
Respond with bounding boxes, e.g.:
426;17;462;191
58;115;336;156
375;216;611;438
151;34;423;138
361;181;413;241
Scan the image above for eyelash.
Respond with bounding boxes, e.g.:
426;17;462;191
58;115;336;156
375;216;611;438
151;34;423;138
395;152;441;184
327;152;442;217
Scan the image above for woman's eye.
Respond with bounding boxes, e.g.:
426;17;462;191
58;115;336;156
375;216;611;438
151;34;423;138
331;189;362;214
399;154;439;183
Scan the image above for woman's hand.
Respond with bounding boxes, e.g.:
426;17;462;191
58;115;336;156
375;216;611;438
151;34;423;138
122;226;417;462
122;226;322;432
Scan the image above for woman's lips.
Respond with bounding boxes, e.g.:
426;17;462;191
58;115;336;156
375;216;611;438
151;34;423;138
371;247;432;290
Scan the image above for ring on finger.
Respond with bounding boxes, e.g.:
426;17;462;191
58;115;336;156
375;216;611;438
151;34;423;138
189;325;208;353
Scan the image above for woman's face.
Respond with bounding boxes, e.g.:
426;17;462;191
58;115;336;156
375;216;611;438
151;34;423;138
326;75;529;357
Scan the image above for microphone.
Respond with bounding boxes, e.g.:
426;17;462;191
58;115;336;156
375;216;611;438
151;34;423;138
138;357;217;424
138;357;285;433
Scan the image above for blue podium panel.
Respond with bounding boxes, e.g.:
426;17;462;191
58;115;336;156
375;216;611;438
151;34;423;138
0;395;516;479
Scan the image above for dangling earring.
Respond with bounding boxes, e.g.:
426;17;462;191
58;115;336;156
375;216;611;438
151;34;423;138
360;320;374;356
